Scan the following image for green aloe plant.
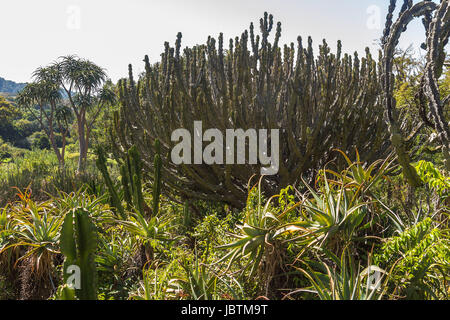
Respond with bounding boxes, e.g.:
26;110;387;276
216;178;304;293
1;189;61;293
0;205;20;271
293;248;389;300
294;175;369;254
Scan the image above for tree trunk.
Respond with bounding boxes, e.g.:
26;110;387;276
60;133;66;170
47;124;64;170
77;112;87;173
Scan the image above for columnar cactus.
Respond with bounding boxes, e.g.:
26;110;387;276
96;147;125;218
128;146;145;215
152;139;162;215
60;208;98;300
120;163;133;211
111;13;391;208
97;145;161;217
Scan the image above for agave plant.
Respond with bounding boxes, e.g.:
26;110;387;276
325;149;394;197
113;208;174;267
131;259;182;300
178;257;219;300
9;202;62;265
116;210;173;244
274;152;395;253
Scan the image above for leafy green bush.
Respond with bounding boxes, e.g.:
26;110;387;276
0;140;12;160
374;218;449;299
414;160;449;200
32;133;51;150
14;119;39;138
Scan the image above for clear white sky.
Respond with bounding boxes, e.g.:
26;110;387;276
0;0;433;83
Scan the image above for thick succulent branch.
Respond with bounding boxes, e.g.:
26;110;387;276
423;0;450;170
382;0;438;186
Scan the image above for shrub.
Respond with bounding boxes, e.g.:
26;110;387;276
374;218;449;299
31;132;51;150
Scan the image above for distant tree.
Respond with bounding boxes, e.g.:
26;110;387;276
0;95;18;121
0;96;21;144
17;67;72;168
32;133;51;150
54;56;116;173
14;118;39;138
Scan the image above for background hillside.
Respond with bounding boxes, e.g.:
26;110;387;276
0;77;26;94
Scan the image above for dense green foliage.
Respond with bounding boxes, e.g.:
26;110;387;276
0;151;447;300
0;1;448;301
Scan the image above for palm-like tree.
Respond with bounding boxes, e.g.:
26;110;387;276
55;55;112;173
19;56;115;172
17;67;70;169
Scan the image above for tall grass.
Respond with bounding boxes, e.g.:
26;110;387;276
0;149;109;205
